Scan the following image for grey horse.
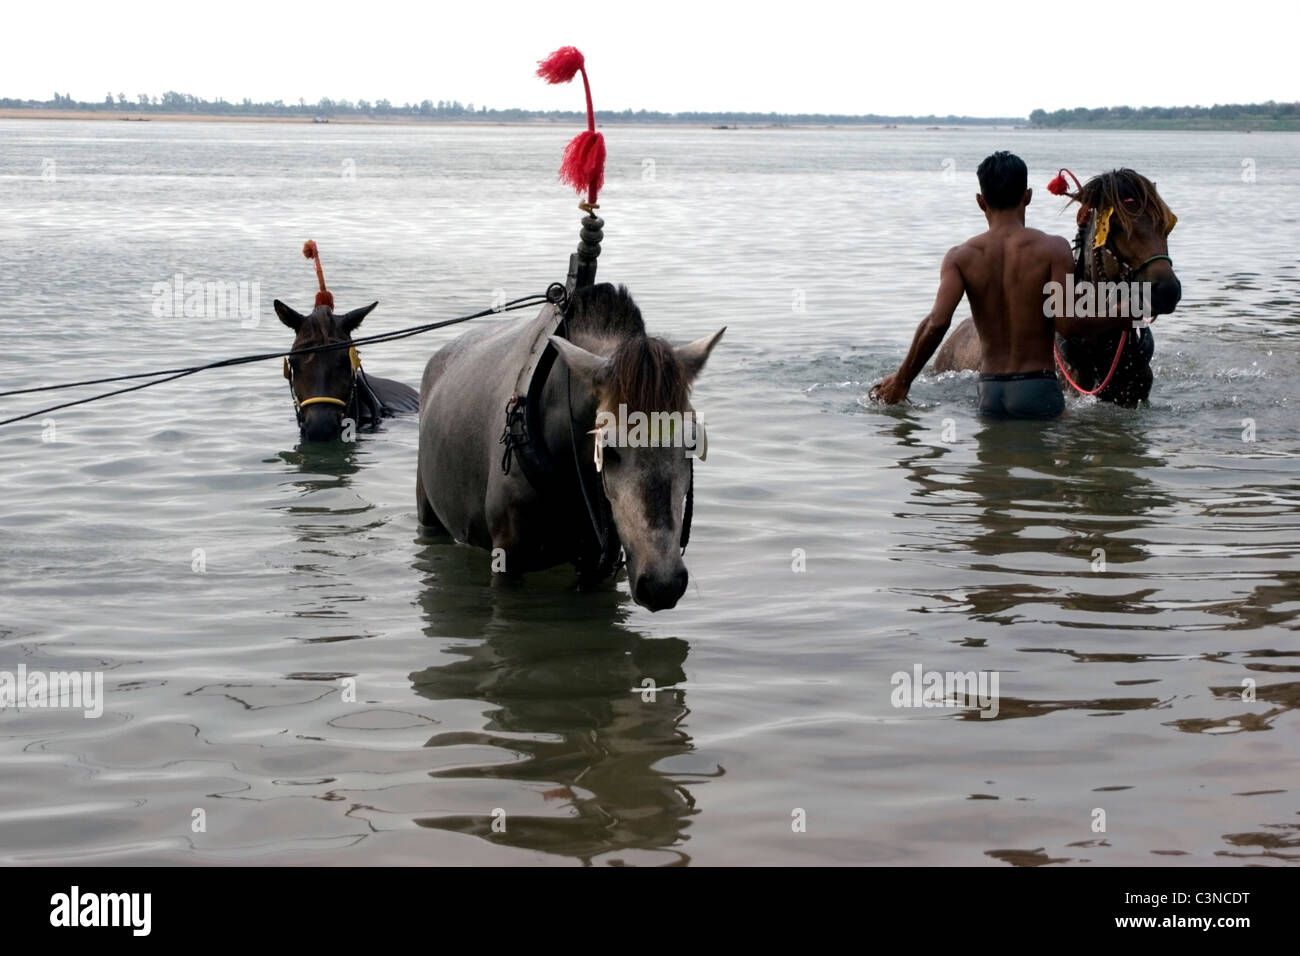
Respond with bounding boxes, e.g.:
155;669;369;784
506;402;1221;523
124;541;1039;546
417;283;723;611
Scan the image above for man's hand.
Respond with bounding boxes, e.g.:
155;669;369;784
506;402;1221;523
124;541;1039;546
869;372;909;405
871;247;964;406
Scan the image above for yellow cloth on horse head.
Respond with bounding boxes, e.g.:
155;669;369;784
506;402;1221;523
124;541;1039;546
1093;205;1178;249
1093;207;1114;249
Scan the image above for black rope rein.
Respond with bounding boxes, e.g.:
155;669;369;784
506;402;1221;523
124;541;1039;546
0;290;563;427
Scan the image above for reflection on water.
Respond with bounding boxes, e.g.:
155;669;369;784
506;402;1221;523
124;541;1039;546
276;440;362;492
406;541;704;865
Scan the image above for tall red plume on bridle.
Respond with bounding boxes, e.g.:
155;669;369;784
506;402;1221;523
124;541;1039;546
1047;167;1082;197
302;239;334;309
536;46;605;206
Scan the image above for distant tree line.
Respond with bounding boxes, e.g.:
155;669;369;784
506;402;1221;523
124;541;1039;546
0;91;1023;125
12;92;1296;129
1030;101;1300;130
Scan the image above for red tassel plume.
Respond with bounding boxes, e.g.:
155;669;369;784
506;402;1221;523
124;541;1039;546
536;46;605;205
536;46;586;84
302;239;334;309
1047;167;1082;196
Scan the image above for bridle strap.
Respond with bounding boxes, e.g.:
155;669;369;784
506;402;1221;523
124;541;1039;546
1133;253;1172;274
297;396;348;409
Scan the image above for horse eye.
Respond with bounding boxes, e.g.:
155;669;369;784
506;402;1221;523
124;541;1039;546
604;446;622;466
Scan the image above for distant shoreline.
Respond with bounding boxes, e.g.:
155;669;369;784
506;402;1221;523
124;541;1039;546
0;109;1020;130
1;108;1294;132
0;109;539;126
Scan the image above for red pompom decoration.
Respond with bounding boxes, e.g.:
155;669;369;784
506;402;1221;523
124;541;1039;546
560;130;606;199
536;45;604;205
1047;167;1082;196
536;46;586;84
302;239;333;309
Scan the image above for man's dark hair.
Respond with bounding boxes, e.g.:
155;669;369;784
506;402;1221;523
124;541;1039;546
977;151;1028;209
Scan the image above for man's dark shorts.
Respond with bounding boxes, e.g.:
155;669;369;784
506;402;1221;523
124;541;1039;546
977;369;1065;420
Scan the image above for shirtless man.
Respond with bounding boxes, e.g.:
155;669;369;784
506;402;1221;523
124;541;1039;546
869;151;1137;419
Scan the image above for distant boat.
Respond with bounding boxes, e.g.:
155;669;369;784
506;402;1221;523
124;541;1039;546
313;116;330;124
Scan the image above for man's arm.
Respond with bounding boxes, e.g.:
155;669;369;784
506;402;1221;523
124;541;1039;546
1047;237;1142;338
870;247;965;404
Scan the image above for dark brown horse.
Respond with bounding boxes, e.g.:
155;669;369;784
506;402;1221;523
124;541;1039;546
935;168;1181;405
275;299;418;441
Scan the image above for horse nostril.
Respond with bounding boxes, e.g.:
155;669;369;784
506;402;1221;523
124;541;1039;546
671;566;688;598
633;568;689;612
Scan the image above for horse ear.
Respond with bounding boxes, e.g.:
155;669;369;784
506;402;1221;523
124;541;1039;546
675;327;726;379
274;299;304;331
339;301;378;335
548;335;609;385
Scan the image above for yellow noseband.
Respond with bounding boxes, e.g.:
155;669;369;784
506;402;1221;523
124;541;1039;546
297;396;348;409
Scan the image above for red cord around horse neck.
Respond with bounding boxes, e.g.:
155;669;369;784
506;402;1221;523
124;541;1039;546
1055;330;1127;396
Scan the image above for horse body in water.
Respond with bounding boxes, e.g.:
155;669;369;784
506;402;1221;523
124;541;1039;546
934;168;1181;405
275;299;419;441
417;283;723;611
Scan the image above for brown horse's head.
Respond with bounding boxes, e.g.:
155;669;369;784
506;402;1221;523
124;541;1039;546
1053;169;1182;405
274;299;376;441
549;284;724;612
1073;168;1182;316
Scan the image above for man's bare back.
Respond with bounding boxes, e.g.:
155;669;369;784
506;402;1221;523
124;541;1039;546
955;224;1068;375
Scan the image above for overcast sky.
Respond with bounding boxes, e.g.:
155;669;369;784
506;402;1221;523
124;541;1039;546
7;0;1297;116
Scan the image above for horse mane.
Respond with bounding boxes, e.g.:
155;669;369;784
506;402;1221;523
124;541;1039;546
565;283;646;338
1072;168;1173;241
566;283;690;412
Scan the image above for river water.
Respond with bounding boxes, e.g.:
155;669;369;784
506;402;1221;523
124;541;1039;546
0;119;1296;865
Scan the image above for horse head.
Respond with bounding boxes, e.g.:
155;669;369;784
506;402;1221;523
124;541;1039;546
548;287;724;612
1074;168;1181;316
1055;168;1181;404
274;299;376;441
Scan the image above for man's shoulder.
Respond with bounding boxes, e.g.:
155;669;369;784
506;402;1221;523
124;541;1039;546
1020;227;1073;251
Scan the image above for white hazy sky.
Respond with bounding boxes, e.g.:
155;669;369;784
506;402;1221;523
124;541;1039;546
6;0;1297;116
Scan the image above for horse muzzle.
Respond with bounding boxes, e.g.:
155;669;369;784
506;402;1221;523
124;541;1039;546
300;401;346;442
1150;274;1182;317
632;564;689;612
